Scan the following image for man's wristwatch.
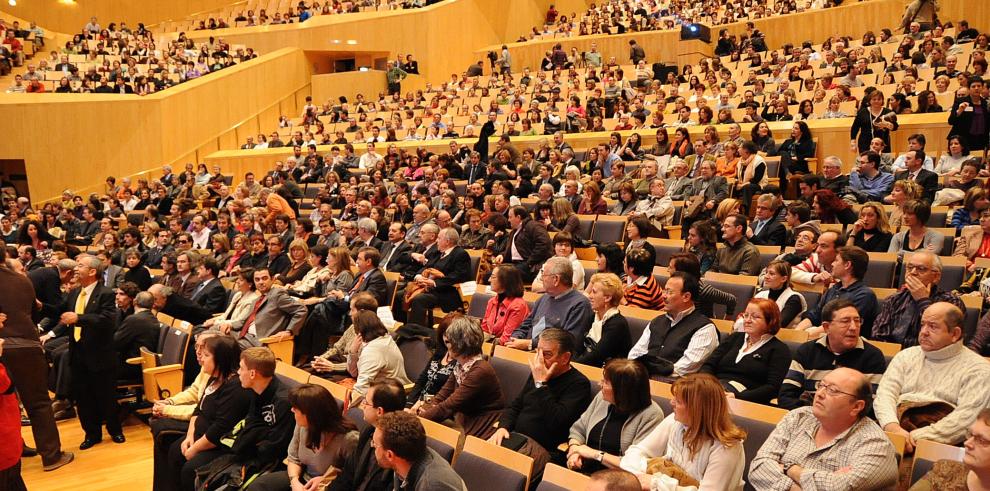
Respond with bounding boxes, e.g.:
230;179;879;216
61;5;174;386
596;451;605;463
534;380;546;389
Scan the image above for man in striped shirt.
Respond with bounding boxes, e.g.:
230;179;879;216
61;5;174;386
778;298;887;410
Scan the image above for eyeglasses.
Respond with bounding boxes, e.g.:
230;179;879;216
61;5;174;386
815;381;857;398
904;264;933;273
177;239;190;244
967;429;990;447
739;312;765;321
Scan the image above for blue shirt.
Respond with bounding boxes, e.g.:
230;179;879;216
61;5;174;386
804;279;879;335
848;170;894;202
512;288;594;351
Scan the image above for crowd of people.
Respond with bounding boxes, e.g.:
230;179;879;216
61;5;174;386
4;4;990;491
4;17;258;94
182;0;440;32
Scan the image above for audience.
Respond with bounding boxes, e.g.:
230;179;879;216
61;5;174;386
872;251;964;346
508;256;593;352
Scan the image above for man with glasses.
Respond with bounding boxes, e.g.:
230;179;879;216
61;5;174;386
507;257;592;352
877;302;990;454
847;151;894;203
750;367;899;490
779;298;888;410
327;378;406;491
264;237;290;277
872;251;963;346
174;233;194;253
748;194;787;247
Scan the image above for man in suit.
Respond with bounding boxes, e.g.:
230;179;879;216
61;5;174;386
173;251;202;299
404;228;472;326
749;194;788;247
68;206;100;245
236;268;307;347
336;247;389;307
18;245;45;272
404;204;436;247
351;218;384;258
189;257;229;314
112;292;161;381
380;222;412;273
892;149;938;204
463;151;487;184
495;206;553;283
96;251;123;289
148;284;213;327
685;161;730;227
56;255;124;449
143;229;173;269
393;224;440;280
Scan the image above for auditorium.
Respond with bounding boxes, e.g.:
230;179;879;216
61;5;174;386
1;0;990;489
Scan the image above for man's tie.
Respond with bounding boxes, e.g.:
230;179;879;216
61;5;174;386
241;296;267;339
74;289;88;342
349;274;366;295
382;245;397;269
753;220;765;237
191;281;207;299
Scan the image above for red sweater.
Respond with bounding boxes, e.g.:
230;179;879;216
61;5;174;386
0;363;22;470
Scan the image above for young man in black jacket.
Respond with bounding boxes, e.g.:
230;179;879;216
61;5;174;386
327;378;406;491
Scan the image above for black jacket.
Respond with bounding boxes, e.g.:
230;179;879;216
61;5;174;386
61;284;118;372
750;219;787;247
498;218;553;275
893;168;938;204
191;277;230;314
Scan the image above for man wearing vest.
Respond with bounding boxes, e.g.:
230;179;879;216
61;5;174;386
627;272;720;381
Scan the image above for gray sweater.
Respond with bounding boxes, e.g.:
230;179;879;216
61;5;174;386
568;392;664;454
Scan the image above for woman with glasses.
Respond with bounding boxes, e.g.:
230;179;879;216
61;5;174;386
566;359;662;474
701;298;791;404
414;317;505;439
620;373;747;490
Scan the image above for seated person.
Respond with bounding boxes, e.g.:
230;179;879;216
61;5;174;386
749;367;899;490
348;311;411;404
622;248;664;310
714;213;761;275
794;246;878;337
876;302;990;453
406;313;457;408
844;202;894;253
887;199;945;257
620;373;747;489
162;336;252;491
846;151;894;203
791;230;840;286
751;260;806;329
531;232;586;292
628;272;719;380
909;408;990;491
480;264;530;345
488;329;592;482
954;209;990;271
871;251;964;346
112;291;162;381
326;379;406;491
507;257;593;352
372;412;465;490
567;359;663;475
229;268;307;348
701;298;791;404
151;332;217;487
309;292;378;376
747;194;787;247
414;317;505;439
576;273;632;368
404;227;472;327
778;298;887;410
249;384;359;491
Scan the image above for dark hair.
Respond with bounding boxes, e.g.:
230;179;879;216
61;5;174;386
200;256;221;276
669;252;701;277
603;359;652;414
813;189;850;222
353;310;387;341
902;199;931;224
358;246;381;267
369;378;407;412
836;246;870;280
237;267;256;290
509;205;530;221
625;247;654;277
786;201;812;224
552;230;577;248
727;213;748;231
670;271;700;301
117;281;141;299
822;297;857;323
539;328;576;356
859;150;881;168
493;264;525;299
376;411;427;462
289;384;357;449
204;335;241;381
853;374;874;419
801;174;823;189
596;243;625;275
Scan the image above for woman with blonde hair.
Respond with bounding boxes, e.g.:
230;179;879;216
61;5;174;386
276;238;313;285
549;197;584;240
620;373;747;490
846;202;893;252
713;198;741;225
886;179;922;228
576;273;631;367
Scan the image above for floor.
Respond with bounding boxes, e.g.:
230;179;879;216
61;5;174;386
20;413;155;491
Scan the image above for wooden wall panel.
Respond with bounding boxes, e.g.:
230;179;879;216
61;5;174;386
0;0;238;35
312;71;388;105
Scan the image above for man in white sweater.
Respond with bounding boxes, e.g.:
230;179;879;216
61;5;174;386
876;302;990;453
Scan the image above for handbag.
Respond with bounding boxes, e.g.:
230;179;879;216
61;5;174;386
402;268;445;310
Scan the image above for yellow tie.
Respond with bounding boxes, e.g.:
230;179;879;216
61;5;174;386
74;289;88;342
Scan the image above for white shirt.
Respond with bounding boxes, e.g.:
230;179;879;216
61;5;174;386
891;153;935;172
358;152;382;169
189;227;212;249
627;306;719;377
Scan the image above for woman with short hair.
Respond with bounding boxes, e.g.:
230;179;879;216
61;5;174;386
620;373;747;490
416;317;505;439
752;261;807;329
576;273;632;367
481;265;530;345
888;199;945;256
566;359;663;473
349;311;411;403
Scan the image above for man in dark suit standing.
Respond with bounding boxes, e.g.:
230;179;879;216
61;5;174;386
404;228;472;326
494;206;553;283
892;149;938;204
189;258;229;314
57;255;124;449
112;292;161;381
748;194;788;247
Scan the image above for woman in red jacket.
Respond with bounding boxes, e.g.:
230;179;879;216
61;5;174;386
481;265;530;345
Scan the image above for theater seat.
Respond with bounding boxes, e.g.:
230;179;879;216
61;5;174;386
398;337;433;382
647;238;684;267
910;439;965;486
727;399;788;489
420;416;463;464
591;215;627;244
536;464;590;491
467;291;494;318
864;253;898;289
491;347;533;403
453;436;534;491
